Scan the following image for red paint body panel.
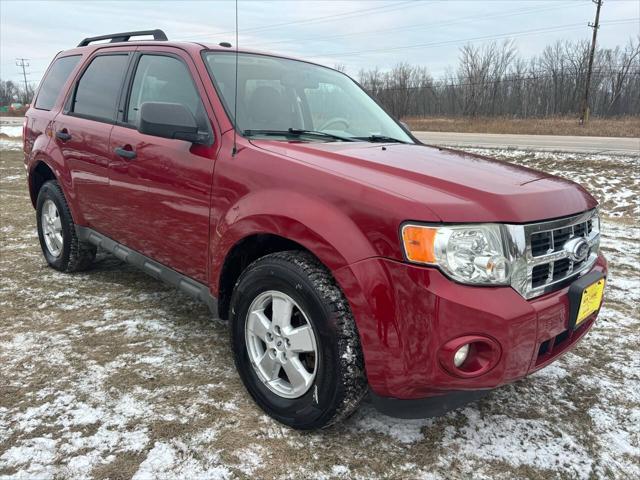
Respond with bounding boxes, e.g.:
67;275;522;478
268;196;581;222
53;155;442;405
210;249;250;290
107;125;216;281
336;255;607;398
105;46;220;281
24;40;607;404
53;115;113;228
251;140;597;226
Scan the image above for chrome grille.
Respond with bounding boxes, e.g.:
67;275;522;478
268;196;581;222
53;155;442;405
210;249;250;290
505;209;600;299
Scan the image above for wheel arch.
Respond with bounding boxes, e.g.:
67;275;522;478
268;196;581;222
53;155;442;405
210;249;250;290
216;231;318;320
28;152;85;226
29;160;58;208
212;190;377;320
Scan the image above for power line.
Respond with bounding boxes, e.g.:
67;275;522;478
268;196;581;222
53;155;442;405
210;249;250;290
243;1;578;49
181;0;420;40
307;18;639;59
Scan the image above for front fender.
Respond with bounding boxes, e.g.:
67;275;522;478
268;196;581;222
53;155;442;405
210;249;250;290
210;189;377;293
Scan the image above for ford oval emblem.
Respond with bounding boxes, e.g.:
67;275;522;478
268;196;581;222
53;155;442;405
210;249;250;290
563;237;590;262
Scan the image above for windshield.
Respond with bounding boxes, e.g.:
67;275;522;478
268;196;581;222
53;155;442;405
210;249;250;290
203;52;413;143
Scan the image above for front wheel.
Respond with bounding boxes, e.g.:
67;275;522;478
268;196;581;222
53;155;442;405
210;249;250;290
230;251;367;429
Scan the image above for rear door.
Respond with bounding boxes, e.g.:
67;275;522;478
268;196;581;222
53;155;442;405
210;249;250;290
52;50;131;231
106;47;217;282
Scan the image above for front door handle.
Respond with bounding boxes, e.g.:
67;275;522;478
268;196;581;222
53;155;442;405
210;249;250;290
114;146;136;160
55;130;71;141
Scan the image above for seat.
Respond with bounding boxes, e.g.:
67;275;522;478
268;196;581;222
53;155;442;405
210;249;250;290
246;86;291;131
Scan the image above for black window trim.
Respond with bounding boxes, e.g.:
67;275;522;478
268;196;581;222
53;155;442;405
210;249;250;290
33;54;83;112
116;50;213;142
63;51;134;126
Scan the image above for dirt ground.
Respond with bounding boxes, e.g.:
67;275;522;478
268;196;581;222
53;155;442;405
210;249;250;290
404;116;640;138
0;135;639;479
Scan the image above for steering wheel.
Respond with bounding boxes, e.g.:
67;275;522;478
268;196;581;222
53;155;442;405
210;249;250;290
318;117;350;131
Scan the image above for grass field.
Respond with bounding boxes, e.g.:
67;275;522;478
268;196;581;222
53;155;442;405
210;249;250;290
404;116;640;138
1;132;639;479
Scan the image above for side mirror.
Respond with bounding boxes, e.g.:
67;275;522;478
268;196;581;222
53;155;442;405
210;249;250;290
400;121;411;132
138;102;209;143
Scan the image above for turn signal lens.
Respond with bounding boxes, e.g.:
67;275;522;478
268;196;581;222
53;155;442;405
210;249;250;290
402;225;437;263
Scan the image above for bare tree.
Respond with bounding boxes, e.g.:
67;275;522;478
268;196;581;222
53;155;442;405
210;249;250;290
358;37;640;119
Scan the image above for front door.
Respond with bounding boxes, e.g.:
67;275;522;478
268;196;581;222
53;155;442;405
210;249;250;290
106;49;217;282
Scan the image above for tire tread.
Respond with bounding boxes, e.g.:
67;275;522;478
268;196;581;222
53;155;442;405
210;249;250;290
234;250;368;428
39;180;95;272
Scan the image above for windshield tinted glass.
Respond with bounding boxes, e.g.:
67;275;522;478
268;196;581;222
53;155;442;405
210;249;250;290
203;52;412;142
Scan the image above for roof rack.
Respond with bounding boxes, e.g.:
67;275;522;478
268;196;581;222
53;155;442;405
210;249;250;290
77;29;168;47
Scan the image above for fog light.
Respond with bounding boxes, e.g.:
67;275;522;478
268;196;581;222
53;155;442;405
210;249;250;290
440;336;501;378
453;344;470;367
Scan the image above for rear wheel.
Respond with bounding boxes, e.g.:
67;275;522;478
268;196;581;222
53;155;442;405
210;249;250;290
36;180;96;272
230;251;367;429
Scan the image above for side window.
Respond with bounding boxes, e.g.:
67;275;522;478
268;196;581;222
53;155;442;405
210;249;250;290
127;55;203;126
72;54;129;121
35;55;81;111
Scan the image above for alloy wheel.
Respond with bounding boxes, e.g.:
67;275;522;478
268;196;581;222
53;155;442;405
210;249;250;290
245;290;318;398
41;199;63;257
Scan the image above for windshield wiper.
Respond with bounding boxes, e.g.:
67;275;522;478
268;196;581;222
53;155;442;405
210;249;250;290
354;134;409;144
243;128;355;142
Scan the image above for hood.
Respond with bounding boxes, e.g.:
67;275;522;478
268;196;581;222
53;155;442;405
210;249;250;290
249;140;597;223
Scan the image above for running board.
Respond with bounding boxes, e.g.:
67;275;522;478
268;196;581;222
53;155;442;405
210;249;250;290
77;226;218;315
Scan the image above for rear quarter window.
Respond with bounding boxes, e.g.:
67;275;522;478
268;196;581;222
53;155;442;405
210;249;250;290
34;55;81;111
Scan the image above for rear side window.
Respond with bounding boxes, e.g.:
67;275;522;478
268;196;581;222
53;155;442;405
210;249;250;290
126;55;203;125
72;54;129;121
35;55;81;111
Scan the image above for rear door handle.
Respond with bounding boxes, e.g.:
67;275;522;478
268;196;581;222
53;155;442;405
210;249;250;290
55;130;71;141
114;146;136;159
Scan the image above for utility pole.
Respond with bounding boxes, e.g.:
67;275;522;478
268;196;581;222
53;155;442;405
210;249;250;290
15;58;31;102
581;0;602;125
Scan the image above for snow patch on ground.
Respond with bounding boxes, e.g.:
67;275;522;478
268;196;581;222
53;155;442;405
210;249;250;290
0;125;22;138
1;144;638;478
132;441;232;480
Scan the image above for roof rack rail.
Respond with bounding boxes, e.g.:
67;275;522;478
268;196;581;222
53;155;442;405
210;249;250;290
77;29;168;47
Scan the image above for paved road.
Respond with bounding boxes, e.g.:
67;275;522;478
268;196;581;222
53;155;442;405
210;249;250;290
3;116;638;154
413;131;639;155
0;116;22;125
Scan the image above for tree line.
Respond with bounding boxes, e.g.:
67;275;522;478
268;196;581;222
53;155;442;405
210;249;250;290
357;37;640;118
2;37;639;118
0;79;32;106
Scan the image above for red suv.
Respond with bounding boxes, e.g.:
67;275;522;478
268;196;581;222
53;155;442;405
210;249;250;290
24;30;607;429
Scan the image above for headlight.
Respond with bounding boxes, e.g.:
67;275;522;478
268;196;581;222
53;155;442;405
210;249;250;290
401;223;511;285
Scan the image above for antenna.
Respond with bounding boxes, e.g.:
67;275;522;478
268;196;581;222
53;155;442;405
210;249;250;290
232;0;239;156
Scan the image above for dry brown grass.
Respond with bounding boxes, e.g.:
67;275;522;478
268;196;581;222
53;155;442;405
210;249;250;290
1;145;639;479
404;116;640;137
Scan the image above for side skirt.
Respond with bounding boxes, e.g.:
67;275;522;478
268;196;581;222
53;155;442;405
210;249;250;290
77;226;218;316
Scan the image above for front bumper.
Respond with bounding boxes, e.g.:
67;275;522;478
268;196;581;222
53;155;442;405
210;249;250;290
334;253;607;401
369;389;491;419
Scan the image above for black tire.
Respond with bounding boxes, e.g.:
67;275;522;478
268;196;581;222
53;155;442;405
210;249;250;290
230;251;367;430
36;180;96;272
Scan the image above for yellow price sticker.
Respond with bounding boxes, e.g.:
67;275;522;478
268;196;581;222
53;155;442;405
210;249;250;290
576;279;605;326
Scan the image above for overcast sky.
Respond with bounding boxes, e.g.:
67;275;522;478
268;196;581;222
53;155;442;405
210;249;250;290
1;0;638;86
